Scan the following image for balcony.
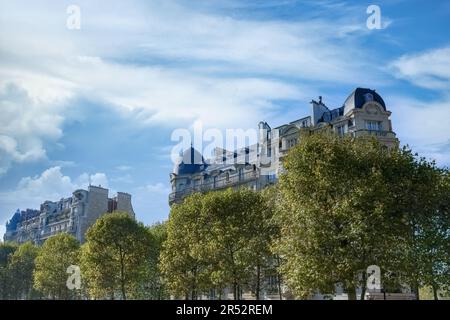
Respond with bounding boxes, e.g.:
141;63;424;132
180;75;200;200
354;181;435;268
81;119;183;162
352;129;396;139
169;171;259;204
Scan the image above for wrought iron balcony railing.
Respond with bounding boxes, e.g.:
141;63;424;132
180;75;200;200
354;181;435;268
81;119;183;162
169;171;259;203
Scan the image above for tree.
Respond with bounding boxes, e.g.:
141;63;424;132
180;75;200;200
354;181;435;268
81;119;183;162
8;241;40;299
34;234;80;299
80;212;154;300
207;188;278;300
275;133;414;299
402;161;450;300
0;242;18;299
160;188;277;300
160;193;211;299
136;222;169;300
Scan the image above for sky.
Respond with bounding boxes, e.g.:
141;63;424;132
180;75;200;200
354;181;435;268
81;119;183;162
0;0;449;239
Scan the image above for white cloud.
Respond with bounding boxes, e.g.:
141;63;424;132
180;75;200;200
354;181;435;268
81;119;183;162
0;225;4;242
390;96;450;166
390;46;450;90
0;0;387;175
0;82;70;174
49;160;76;168
0;167;109;227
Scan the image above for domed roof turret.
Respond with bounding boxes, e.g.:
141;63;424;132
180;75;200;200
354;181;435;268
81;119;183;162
343;88;386;115
173;146;207;175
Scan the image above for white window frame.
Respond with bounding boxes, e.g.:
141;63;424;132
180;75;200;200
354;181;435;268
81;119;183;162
365;120;382;131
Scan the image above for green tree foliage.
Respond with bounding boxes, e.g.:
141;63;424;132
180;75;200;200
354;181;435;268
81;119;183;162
275;133;421;299
80;212;154;300
402;161;450;300
0;242;18;299
136;222;169;300
34;234;80;299
160;193;209;299
160;188;276;300
8;242;40;299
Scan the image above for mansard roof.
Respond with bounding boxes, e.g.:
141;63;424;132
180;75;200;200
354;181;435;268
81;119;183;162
343;88;386;115
173;146;207;175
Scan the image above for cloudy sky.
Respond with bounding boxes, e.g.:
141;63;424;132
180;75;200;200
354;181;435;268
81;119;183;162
1;0;449;238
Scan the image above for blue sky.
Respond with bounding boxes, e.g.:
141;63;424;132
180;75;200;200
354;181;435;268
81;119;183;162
1;0;450;238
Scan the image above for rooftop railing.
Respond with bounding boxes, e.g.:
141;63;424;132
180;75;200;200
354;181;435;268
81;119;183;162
352;129;396;138
169;170;259;203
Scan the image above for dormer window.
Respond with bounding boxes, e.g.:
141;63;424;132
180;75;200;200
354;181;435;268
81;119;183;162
364;93;374;102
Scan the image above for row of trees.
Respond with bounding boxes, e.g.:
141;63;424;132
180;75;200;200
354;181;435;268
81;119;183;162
0;213;168;300
1;133;449;299
160;133;450;300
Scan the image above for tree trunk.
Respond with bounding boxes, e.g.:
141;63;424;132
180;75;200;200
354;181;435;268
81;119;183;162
255;264;261;300
360;272;367;301
360;286;366;300
347;286;356;300
432;284;439;301
275;255;283;300
119;249;126;300
278;276;283;300
413;282;420;300
191;267;197;300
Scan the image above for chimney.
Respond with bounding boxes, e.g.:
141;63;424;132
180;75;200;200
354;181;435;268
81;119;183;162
310;97;329;125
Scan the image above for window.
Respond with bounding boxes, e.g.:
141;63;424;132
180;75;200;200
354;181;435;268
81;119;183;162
288;138;297;148
301;120;308;127
365;120;382;131
337;125;345;136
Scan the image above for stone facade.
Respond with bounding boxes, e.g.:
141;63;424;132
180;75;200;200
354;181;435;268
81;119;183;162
169;88;398;205
4;185;135;244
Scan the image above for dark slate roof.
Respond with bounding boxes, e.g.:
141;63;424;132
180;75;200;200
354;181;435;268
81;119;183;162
173;146;207;175
318;106;344;123
343;88;386;115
